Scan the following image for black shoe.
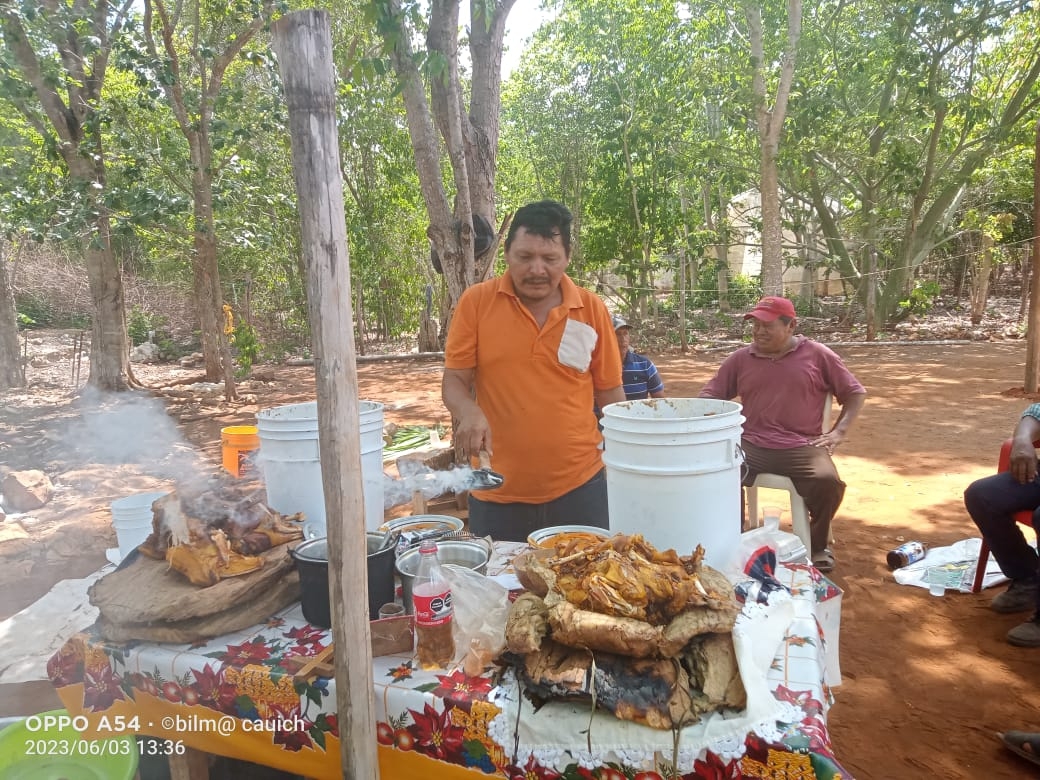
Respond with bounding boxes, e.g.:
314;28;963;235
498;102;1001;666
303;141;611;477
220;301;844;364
1007;615;1040;647
991;579;1039;614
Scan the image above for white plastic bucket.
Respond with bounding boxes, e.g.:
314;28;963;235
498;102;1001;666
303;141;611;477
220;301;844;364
110;492;167;561
256;400;385;534
601;398;745;571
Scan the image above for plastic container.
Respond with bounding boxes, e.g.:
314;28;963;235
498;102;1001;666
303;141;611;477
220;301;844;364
221;425;260;478
256;400;385;534
290;532;396;626
0;709;138;779
412;540;455;669
600;398;745;571
110;491;167;562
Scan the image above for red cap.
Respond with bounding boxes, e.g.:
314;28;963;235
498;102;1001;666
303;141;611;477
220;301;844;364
743;296;796;322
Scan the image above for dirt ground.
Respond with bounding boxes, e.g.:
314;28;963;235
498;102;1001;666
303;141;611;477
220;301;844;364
3;328;1040;778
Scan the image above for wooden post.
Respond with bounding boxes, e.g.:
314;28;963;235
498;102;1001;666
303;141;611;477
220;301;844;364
1026;117;1040;394
272;11;378;779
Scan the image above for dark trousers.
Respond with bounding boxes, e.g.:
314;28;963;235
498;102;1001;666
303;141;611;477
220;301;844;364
741;440;846;556
467;469;609;543
964;471;1040;588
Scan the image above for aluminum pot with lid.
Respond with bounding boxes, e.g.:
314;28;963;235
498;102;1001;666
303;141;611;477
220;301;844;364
395;537;491;615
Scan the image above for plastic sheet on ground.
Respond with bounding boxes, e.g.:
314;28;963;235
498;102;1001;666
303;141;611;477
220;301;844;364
891;538;1015;593
0;568;106;684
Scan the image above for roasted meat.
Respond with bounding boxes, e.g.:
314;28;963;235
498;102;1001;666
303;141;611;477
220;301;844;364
136;480;303;587
549;534;727;625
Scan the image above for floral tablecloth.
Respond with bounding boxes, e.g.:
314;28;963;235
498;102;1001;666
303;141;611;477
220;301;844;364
47;546;849;780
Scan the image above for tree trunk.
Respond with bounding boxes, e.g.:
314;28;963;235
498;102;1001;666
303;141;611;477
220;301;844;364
1027;117;1040;393
747;0;802;297
190;217;237;398
377;0;515;335
0;243;25;389
189;149;236;397
68;155;135;391
1;3;136;391
144;0;263;398
970;233;994;326
272;12;378;779
758;146;784;295
1019;246;1030;321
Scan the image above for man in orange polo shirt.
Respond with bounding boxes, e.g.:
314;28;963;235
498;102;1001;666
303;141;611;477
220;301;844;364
442;200;625;542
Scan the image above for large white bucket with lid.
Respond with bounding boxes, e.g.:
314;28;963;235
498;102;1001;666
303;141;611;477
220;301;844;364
256;400;385;534
110;491;167;562
601;398;745;571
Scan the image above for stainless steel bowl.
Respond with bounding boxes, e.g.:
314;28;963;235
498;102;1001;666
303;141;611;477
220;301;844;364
526;524;610;548
377;514;464;547
395;537;491;614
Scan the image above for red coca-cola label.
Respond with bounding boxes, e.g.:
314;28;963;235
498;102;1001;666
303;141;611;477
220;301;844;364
413;585;453;627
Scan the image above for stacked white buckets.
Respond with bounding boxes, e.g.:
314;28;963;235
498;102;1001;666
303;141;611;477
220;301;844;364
600;398;745;571
256;400;385;534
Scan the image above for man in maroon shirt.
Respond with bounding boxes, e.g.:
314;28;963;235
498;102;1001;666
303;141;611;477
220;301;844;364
700;296;866;572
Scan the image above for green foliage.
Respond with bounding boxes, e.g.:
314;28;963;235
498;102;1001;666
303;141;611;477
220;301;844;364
126;305;170;347
726;274;762;311
685;263;760;310
230;321;262;377
16;292;57;328
899;281;942;316
16;290;91;329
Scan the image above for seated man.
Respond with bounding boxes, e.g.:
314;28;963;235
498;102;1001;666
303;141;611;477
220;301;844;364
964;405;1040;647
699;296;866;572
613;315;665;400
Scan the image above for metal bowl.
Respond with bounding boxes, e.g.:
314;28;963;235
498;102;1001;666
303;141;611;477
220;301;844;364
395;537;492;614
526;524;610;549
377;514;464;547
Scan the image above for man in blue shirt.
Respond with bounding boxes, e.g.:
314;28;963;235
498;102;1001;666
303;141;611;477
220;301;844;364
613;315;665;400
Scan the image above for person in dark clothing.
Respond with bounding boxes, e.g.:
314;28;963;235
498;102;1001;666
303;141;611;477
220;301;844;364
964;404;1040;647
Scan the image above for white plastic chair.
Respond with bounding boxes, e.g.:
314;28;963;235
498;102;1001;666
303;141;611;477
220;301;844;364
745;393;833;554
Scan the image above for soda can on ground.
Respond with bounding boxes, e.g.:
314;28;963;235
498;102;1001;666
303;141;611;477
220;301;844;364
887;541;927;570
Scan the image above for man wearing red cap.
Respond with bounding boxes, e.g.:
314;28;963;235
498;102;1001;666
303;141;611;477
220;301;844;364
700;296;866;572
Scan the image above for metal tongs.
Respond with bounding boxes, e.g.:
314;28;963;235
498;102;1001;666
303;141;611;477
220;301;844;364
468;450;504;491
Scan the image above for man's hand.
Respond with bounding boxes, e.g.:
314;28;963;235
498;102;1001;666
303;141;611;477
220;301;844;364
811;429;845;454
442;367;493;459
1008;414;1040;484
453;409;492;460
1009;438;1039;484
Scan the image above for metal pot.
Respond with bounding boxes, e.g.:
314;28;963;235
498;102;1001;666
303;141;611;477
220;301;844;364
290;532;395;626
395;537;491;615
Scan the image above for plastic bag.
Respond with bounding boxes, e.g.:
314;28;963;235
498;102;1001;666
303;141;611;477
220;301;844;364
443;562;512;675
729;523;789;605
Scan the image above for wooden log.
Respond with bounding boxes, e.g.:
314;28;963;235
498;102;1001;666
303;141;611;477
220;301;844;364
169;747;210;780
95;572;300;643
272;11;377;780
89;544;296;624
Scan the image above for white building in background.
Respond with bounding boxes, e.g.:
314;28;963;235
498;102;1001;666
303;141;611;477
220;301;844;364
725;189;845;297
597;189;846;298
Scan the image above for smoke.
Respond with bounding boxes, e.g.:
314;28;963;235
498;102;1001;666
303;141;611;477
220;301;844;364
383;466;485;510
68;387;205;485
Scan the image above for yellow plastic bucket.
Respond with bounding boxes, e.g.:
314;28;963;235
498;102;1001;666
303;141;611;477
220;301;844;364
221;425;260;477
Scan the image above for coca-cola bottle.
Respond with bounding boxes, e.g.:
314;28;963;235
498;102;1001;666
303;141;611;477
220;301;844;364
412;540;455;669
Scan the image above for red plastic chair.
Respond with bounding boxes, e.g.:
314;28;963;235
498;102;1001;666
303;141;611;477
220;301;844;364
971;437;1039;593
